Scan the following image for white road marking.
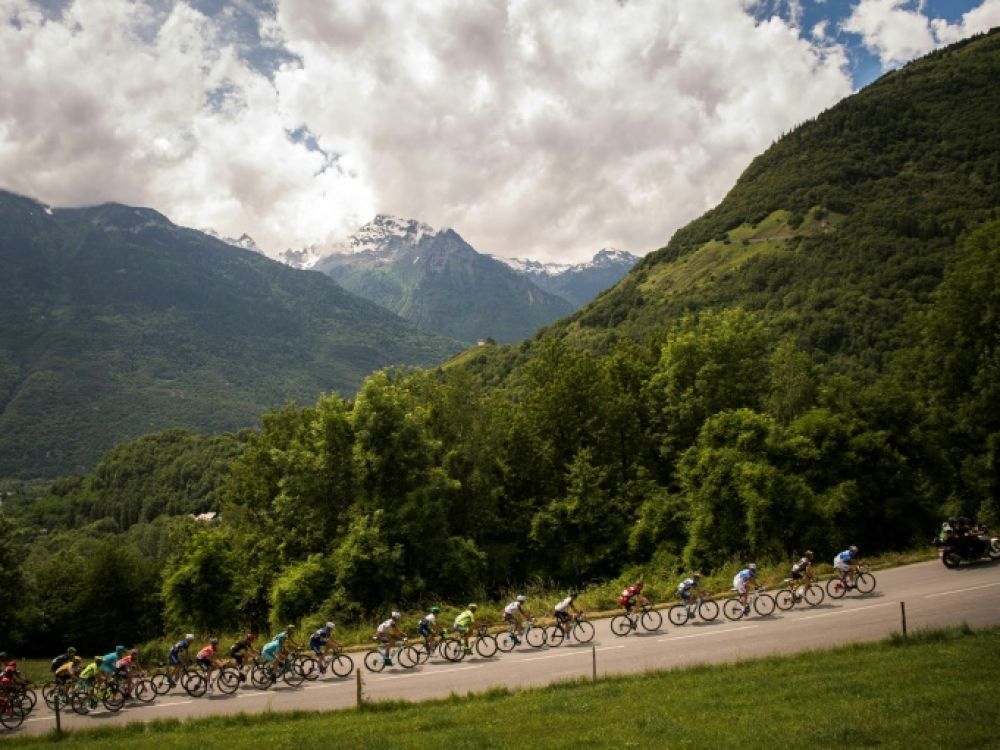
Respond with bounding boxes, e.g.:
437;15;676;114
656;625;759;642
147;700;193;708
379;665;479;681
924;581;1000;599
800;601;896;620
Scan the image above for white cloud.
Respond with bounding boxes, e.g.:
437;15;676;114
843;0;1000;68
0;0;859;262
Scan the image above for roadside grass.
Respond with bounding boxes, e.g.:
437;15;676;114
6;624;998;749
11;547;941;682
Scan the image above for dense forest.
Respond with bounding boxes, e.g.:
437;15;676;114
1;32;997;654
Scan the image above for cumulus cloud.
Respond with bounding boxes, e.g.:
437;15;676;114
843;0;1000;68
1;0;858;261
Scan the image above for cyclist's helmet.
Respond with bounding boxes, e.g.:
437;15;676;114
73;656;82;664
516;595;526;603
692;573;701;582
67;647;77;655
430;606;440;614
209;638;219;646
569;590;579;597
849;545;858;554
468;604;478;611
130;649;138;656
391;611;401;621
4;662;14;672
246;633;255;641
93;655;102;662
805;550;815;559
286;625;296;632
748;563;758;573
185;633;195;641
635;579;644;589
326;621;336;630
116;645;126;654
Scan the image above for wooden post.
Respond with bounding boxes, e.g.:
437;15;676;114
591;645;597;682
900;601;907;638
54;691;62;735
355;666;363;709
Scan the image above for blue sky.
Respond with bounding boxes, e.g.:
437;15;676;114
2;1;997;262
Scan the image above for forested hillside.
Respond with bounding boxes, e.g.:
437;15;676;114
0;195;461;477
1;33;997;654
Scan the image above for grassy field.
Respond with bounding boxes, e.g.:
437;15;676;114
6;625;997;749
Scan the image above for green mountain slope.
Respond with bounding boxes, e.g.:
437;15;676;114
507;30;1000;371
0;194;462;478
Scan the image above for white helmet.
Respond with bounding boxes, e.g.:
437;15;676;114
391;611;401;621
325;621;335;630
185;633;194;641
516;595;526;603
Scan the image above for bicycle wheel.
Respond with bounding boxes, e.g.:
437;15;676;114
495;632;516;653
331;654;355;677
409;642;430;664
182;671;207;698
442;640;465;662
667;605;689;626
826;578;847;599
102;686;127;712
363;651;386;673
545;625;566;648
723;599;746;621
250;665;273;690
150;672;174;695
855;572;876;594
525;626;547;648
19;688;35;712
754;593;776;616
573;620;596;643
133;679;157;704
641;609;663;631
217;669;241;695
70;690;93;715
804;584;824;606
282;664;306;687
698;600;720;621
400;646;422;669
775;590;795;611
42;682;58;710
475;636;498;658
610;615;633;637
295;655;319;681
0;698;25;730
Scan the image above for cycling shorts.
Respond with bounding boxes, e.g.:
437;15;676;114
453;624;469;634
168;652;184;666
733;576;747;594
260;645;279;662
309;638;326;654
418;623;433;638
790;570;804;580
834;559;852;573
679;589;692;601
503;612;518;624
554;610;569;623
197;657;212;670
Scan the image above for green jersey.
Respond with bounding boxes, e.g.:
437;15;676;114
454;609;475;628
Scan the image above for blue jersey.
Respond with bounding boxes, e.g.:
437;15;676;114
101;652;118;672
309;628;330;647
678;578;698;592
169;640;189;657
836;550;855;564
736;568;756;582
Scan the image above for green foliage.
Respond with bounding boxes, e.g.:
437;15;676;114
162;527;242;632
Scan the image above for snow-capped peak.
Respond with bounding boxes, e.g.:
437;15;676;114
492;247;638;277
332;214;439;255
203;228;264;255
279;245;324;269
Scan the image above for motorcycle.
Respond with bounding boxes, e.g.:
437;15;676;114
933;528;1000;568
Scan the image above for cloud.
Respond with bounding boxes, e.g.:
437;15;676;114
843;0;1000;68
2;0;858;262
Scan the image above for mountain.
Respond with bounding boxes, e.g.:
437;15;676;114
0;192;462;478
202;229;264;254
312;215;575;344
493;248;640;309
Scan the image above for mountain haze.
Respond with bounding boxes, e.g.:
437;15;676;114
314;215;575;344
0;193;461;477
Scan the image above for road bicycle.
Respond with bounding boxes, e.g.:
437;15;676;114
774;577;825;610
496;617;548;651
667;591;720;625
548;612;596;646
610;602;664;636
250;653;308;688
826;564;877;599
438;624;496;662
723;587;776;620
0;689;27;730
68;678;126;715
363;639;420;672
299;646;355;679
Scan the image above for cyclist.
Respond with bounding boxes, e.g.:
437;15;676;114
196;638;222;692
228;633;257;674
677;573;702;608
418;606;442;650
50;646;78;674
733;563;760;614
375;612;406;666
503;595;532;645
168;634;195;685
790;551;815;600
309;622;343;674
620;579;648;620
78;656;102;687
834;546;861;588
554;590;580;639
268;625;300;676
453;604;478;654
54;655;83;685
101;645;126;677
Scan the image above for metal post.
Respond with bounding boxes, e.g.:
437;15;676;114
356;666;363;709
592;645;597;682
900;601;907;638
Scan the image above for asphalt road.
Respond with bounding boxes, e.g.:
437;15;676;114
10;558;1000;738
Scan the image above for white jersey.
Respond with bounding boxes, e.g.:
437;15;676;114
554;596;573;612
377;619;396;634
678;577;697;592
419;612;436;626
504;601;521;616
